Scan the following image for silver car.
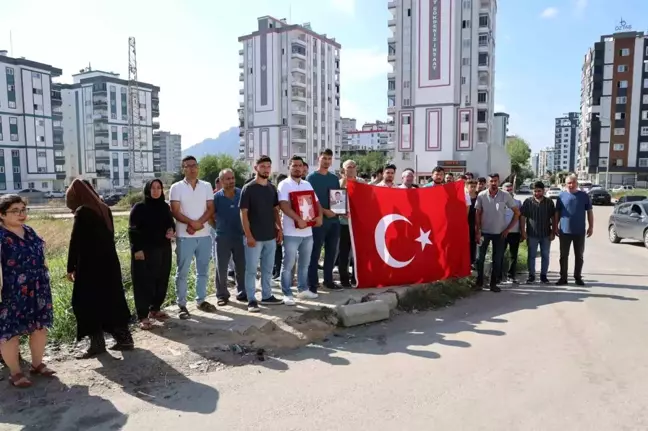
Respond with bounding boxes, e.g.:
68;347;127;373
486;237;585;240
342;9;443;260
608;201;648;248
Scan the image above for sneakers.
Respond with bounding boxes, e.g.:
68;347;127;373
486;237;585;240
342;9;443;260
297;290;319;300
283;296;296;306
178;306;190;320
236;292;248;302
271;276;281;286
556;279;568;286
247;301;260;313
324;282;344;291
540;276;550;284
261;295;283;305
490;285;502;293
526;276;536;284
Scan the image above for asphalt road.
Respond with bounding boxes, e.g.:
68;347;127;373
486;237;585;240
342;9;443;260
5;204;648;431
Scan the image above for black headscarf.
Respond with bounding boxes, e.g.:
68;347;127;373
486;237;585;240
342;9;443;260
143;179;166;206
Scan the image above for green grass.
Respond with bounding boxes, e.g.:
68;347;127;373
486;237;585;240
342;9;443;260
611;189;648;199
28;215;216;344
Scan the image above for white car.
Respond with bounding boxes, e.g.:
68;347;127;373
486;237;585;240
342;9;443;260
44;191;65;198
612;185;634;192
546;187;562;199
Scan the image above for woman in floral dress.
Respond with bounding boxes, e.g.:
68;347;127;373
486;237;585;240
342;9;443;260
0;194;55;388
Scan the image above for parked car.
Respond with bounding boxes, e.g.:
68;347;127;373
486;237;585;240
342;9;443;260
517;185;531;194
44;191;65;198
546;187;562;199
588;188;612;205
613;185;635;192
614;195;647;206
608;201;648;248
103;193;125;207
590;184;603;190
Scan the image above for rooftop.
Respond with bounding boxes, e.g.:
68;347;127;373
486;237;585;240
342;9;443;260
0;51;62;77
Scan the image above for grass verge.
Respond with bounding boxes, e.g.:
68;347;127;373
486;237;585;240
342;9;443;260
397;278;476;312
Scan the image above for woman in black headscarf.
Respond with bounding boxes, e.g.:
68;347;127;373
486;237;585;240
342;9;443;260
129;179;175;330
66;179;134;358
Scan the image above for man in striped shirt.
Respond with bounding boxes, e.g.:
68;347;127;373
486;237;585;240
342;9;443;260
520;181;556;284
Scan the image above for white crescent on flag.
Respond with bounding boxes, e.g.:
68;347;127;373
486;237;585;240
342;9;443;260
374;214;433;269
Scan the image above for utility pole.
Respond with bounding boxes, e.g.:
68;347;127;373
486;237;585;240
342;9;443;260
127;36;143;189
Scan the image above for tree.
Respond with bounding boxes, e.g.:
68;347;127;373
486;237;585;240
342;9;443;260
506;136;532;188
196;154;250;188
348;152;388;177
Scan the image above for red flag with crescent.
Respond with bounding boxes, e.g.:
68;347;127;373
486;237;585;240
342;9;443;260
347;181;471;288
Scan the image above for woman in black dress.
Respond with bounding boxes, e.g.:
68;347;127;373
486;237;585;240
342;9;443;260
66;179;133;358
129;179;175;330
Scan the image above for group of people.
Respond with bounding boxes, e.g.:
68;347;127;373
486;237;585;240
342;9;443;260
0;143;594;388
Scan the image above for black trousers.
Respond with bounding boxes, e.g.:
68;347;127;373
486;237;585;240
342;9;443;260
476;233;505;287
559;233;585;280
338;224;355;284
273;243;283;278
216;236;245;299
501;232;521;280
131;245;172;320
468;225;477;265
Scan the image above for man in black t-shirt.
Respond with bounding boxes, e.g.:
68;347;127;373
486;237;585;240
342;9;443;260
239;155;283;312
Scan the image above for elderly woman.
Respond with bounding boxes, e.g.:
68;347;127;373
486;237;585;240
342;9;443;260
0;194;54;388
66;179;133;358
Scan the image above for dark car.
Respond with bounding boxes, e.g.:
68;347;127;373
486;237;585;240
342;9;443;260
103;193;125;207
608;201;648;248
615;195;647;206
588;188;611;205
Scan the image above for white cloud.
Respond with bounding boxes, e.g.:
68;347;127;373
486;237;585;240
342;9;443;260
540;7;558;18
331;0;355;15
575;0;587;12
340;48;391;83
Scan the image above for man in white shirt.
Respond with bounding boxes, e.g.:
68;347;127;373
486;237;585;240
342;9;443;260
277;155;323;304
169;156;216;319
376;163;397;187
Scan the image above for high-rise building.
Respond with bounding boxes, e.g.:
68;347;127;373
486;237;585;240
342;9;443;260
340;117;357;150
531;153;539;177
156;131;182;174
538;147;554;178
0;51;64;192
493;112;509;146
578;29;648;186
59;68;161;191
238;16;341;172
388;0;497;180
553;112;580;173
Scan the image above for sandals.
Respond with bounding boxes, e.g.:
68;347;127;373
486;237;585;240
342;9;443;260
139;318;154;330
149;311;169;321
30;363;57;377
9;372;32;388
217;298;229;306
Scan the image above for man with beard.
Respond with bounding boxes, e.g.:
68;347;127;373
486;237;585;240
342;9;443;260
424;166;445;187
474;173;520;292
377;163;397;187
307;149;344;291
278;156;323;303
499;182;523;284
445;172;455;183
240;155;284;312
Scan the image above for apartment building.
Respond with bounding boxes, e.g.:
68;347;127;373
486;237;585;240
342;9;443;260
554;112;580;173
343;121;395;158
0;51;63;192
531;153;539;177
388;0;498;181
578;30;648;186
156;131;182;173
492;112;509;146
340;117;356;149
60;68;160;191
538;147;554;178
238;16;341;172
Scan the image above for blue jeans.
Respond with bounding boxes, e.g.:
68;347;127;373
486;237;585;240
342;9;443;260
527;236;551;278
281;235;314;296
244;239;276;303
175;236;212;307
309;222;341;291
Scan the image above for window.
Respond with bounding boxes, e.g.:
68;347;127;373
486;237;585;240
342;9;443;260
643;111;648;120
462;58;470;66
478;53;489;66
14;182;21;190
462;20;470;28
460;133;469;141
5;67;14;75
461;76;467;84
620;48;630;56
42;182;48;189
463;0;471;8
615;112;626;120
644;79;648;89
32;88;42;95
599;158;608;167
403;81;410;88
37;167;46;173
477;110;487;122
617;65;628;72
11;150;19;157
478;34;488;46
37;119;44;127
617;96;627;104
640;142;648;151
477;91;487;103
639;158;648;167
614;128;626;135
618;80;628;88
613;143;625;151
615;159;624;167
32;72;41;79
13;167;20;173
55;150;63;157
642;127;648;136
461;112;470;122
8;101;15;109
28;182;35;189
479;14;489;27
37;151;46;157
402;116;411;125
0;167;4;173
34;104;43;111
403;98;410;106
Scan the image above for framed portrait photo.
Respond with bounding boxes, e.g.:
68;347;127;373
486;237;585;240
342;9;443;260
289;190;319;227
329;188;347;215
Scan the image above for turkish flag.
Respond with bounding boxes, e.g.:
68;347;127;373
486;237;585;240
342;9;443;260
347;181;471;288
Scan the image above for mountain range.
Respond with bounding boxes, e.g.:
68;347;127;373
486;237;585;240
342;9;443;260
182;126;240;159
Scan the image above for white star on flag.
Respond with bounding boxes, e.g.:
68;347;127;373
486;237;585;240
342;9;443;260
415;228;433;251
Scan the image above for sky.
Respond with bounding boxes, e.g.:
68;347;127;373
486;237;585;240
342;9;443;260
1;0;646;153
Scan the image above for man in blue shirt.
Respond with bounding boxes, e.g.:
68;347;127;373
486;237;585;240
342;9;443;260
555;174;594;286
307;149;343;292
213;168;246;305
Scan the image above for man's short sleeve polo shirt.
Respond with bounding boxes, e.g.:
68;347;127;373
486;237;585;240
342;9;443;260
169;179;213;238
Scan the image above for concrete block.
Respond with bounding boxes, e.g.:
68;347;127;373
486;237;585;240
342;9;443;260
376;292;399;310
337;300;391;327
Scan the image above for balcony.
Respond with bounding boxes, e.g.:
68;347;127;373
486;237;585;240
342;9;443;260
152;120;160;129
51;91;62;104
291;91;307;102
239;88;244;95
239;62;244;68
388;72;395;79
388;0;396;8
388;36;396;44
292;77;306;87
291;49;306;61
388;18;396;27
294;35;307;46
239;73;244;81
93;99;108;108
152;91;159;103
95;128;109;137
239;49;244;55
292;63;306;74
292;105;307;116
96;169;111;179
480;0;491;10
152;104;159;117
388;53;396;62
387;106;395;115
292;121;307;130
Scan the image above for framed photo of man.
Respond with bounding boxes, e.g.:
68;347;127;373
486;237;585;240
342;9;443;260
289;190;319;227
329;188;347;215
